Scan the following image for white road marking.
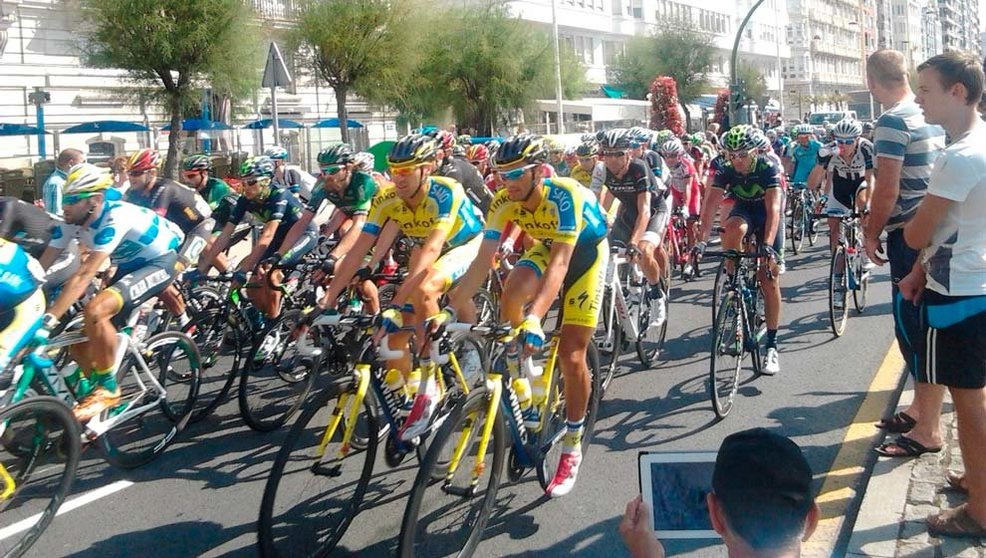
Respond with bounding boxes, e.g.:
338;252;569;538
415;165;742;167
0;480;134;541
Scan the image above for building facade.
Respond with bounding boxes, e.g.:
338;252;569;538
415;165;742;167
937;0;981;58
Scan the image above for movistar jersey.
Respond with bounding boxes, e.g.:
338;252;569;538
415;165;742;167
229;187;313;238
307;170;379;217
363;175;483;251
484;177;607;247
712;155;782;202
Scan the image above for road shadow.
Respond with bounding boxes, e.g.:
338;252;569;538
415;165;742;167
62;520;254;558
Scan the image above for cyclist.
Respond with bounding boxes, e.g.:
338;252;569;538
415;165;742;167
546;137;570;176
659;138;701;257
751;130;789;274
125;149;215;327
196;156;317;323
447;134;609;498
179;153;240;276
0;196;79;297
814;119;875;254
696;125;783;375
265;146;317;203
311;134;484;440
465;143;498;193
784;124;822;187
432;130;493;215
570;140;601;191
592;128;670;327
39;163;184;420
0;238;47;376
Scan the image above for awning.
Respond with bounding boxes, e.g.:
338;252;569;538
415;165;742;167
312;118;364;129
535;97;649;122
601;84;627;99
0;123;47;136
161;119;232;131
61;121;149;134
242;118;305;130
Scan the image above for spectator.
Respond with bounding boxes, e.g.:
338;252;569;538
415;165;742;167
900;51;986;537
109;155;130;194
41;148;84;217
864;49;948;458
620;428;818;558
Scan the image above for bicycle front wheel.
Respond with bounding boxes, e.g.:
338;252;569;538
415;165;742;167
101;331;200;469
595;286;622;392
828;246;849;337
258;379;377;558
239;310;319;432
709;291;743;419
853;253;870;313
0;397;80;558
399;385;505;558
635;281;667;367
790;197;806;254
185;301;248;422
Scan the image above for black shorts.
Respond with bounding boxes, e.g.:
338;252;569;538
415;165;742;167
107;252;179;327
263;228;318;266
728;199;784;255
916;291;986;389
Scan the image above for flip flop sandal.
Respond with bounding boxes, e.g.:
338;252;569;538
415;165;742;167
945;470;969;494
874;435;942;458
876;411;917;434
927;504;986;538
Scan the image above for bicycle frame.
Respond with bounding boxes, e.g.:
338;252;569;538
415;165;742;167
600;253;639;350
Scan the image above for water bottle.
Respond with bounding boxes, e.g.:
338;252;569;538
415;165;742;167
383;369;406;415
512;377;533;411
531;371;548;407
459;349;484;386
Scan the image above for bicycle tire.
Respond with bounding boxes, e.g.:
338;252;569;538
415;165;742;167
596;286;622;392
184;301;247;423
749;283;765;377
709;291;742;419
258;378;377;558
239;310;319;432
537;342;601;491
808;197;821;245
635;280;667;367
472;288;498;327
398;385;505;558
711;259;729;323
828;246;849;337
0;397;80;558
790;197;805;254
853;254;870;313
100;331;200;469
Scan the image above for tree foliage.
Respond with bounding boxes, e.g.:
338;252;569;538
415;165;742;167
292;0;420;143
79;0;260;177
735;61;767;105
649;76;683;135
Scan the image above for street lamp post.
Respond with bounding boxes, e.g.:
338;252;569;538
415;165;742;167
550;0;565;135
729;0;767;125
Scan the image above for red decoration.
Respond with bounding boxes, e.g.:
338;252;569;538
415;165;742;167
648;76;684;135
714;89;729;127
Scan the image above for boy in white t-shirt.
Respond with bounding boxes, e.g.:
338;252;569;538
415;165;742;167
900;51;986;538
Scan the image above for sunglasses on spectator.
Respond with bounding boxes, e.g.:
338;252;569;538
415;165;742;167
602;150;627;158
835;138;856;145
321;164;345;175
497;164;537;181
726;150;752;160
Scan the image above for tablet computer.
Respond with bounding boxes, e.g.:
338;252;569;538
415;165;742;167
638;451;719;539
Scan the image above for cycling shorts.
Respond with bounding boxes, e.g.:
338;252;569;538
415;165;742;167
727;200;783;256
106;252;179;327
515;237;609;328
0;288;44;374
262;229;318;267
434;234;483;291
671;185;701;218
177;218;215;271
613;194;670;247
828;180;867;215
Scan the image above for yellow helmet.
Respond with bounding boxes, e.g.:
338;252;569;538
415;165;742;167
63;163;114;196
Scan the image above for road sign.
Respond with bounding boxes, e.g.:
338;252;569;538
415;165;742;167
262;43;292;88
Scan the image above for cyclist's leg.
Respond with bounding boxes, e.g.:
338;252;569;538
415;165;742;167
721;203;752;274
501;242;547;325
743;204;781;334
261;228;317;318
420;235;483;325
0;289;45;375
827;185;853;253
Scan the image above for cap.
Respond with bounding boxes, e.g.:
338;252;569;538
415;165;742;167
712;428;813;513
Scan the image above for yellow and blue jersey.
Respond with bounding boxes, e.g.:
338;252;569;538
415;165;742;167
484;177;607;247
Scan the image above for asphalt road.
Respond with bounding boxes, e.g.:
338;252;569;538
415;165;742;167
21;234;902;558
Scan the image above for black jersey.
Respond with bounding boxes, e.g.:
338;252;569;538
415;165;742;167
0;196;61;258
125;178;211;234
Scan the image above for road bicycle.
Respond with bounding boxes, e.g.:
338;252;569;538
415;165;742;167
704;248;769;419
816;210;870;337
787;182;820;255
0;396;80;558
664;206;699;281
398;322;601;558
257;313;484;557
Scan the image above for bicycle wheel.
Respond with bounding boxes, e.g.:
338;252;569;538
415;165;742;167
853;251;870;313
398;385;505;558
709;291;743;419
185;301;248;422
828;246;849;337
748;284;766;377
0;397;80;558
537;343;601;491
595;286;622;392
635;281;667;367
472;288;497;327
239;310;319;432
790;197;805;255
258;379;377;558
711;260;729;323
101;331;200;469
808;198;821;245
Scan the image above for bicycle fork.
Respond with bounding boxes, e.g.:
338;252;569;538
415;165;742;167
443;374;502;497
315;364;371;470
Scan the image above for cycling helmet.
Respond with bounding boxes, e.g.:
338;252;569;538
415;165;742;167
832;118;863;139
628;126;651;144
692;131;707;143
240;156;275;179
750;129;771;151
491;134;548;169
862;122;874;133
465;143;490;163
388;133;439;167
63;163;114;196
793;124;813;135
457;134;473;146
596;128;632;150
544;137;565;154
658;139;685;156
721;125;759;152
652;129;675;145
263;146;289;160
575;141;599;157
765;129;777;140
181;153;212;172
127;148;161;173
352;152;375;172
431;130;456;151
317;143;355;166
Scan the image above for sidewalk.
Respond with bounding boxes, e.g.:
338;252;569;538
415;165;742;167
848;390;986;557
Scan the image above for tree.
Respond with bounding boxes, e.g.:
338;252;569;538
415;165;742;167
405;3;585;135
79;0;260;177
292;0;419;143
735;61;767;106
611;19;715;127
649;76;684;135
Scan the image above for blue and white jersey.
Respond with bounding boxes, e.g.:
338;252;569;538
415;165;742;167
50;200;183;274
0;239;45;312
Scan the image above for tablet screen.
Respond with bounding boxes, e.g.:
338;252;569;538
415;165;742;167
639;452;718;539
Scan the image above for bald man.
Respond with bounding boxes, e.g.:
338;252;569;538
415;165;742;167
41;148;85;217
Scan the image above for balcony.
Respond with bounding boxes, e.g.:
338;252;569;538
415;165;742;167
252;0;298;22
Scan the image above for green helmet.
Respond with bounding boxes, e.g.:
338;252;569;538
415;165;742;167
721;125;759;152
240;156;275;179
317;143;355;166
181;153;212;172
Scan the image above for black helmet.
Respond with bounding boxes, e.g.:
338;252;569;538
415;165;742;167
387;134;438;168
491;134;548;169
596;128;632;150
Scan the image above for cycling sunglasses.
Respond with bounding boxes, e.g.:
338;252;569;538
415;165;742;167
497;164;537;181
601;150;627;158
320;164;345;175
390;163;427;177
835;138;856;145
243;177;268;187
726;150;752;160
63;193;98;206
127;170;147;177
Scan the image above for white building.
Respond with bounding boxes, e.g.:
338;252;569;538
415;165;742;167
937;0;981;57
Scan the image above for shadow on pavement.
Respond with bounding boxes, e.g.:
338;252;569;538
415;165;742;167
62;520;254;558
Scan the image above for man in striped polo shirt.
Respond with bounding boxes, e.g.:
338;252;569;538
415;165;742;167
864;49;948;458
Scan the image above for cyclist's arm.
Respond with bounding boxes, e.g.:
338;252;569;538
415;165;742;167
329;214;366;260
277;209;316;261
321;207;347;238
39;245;64;270
197;222;234;274
46;250;110;321
319;231;377;309
698;187;725;242
806;164;826;191
365;220;400;270
448;238;498;314
865;156;903;240
763;188;783;246
903;193;952;250
528;240;576;321
863;168;875;201
630;191;652;246
782;155;793;176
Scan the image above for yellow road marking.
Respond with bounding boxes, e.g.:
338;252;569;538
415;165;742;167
804;341;905;557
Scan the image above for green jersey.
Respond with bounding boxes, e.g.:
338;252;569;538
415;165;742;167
306;170;378;218
201;176;238;229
